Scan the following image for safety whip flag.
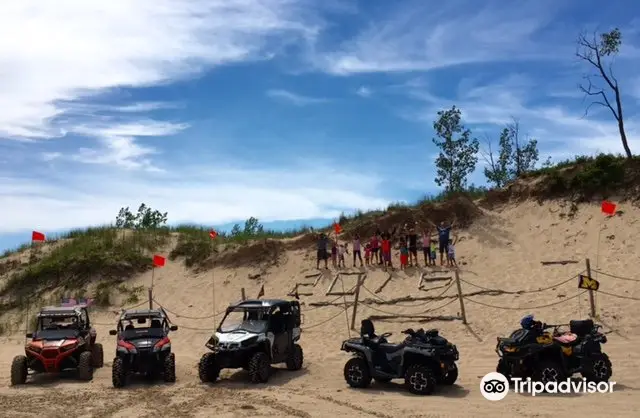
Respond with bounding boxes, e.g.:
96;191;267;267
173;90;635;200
209;229;218;239
152;255;166;267
257;284;265;299
31;231;45;242
601;200;617;216
333;222;342;234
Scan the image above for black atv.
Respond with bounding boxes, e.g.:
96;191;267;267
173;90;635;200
109;308;178;388
198;299;304;384
496;318;612;384
340;319;459;395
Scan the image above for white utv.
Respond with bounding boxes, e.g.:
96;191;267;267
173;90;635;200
198;299;304;384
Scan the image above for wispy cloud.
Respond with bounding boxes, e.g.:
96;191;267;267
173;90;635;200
0;160;391;233
266;89;330;106
309;1;568;75
400;73;640;160
0;0;323;160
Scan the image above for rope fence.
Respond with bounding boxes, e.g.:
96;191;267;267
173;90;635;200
86;257;639;337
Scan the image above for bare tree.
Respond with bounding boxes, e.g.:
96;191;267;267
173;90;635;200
576;28;632;158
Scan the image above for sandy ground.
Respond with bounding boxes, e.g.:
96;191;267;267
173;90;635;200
0;200;639;417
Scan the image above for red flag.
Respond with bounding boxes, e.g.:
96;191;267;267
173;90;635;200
31;231;45;242
152;255;166;267
209;229;218;239
333;222;342;234
601;200;616;215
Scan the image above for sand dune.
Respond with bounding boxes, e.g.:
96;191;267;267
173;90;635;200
1;200;639;417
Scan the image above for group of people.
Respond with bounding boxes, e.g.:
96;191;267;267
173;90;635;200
315;219;458;271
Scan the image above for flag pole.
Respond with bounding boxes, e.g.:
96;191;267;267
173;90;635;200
209;230;217;320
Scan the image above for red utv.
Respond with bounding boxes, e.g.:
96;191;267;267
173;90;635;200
10;305;104;385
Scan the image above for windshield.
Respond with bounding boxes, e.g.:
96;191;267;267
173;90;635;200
218;308;268;334
34;315;81;340
38;315;80;331
118;316;165;339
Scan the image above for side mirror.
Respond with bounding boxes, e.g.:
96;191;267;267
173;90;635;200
25;333;33;338
169;325;178;331
109;330;117;336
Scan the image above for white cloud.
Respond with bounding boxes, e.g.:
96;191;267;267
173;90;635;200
0;161;391;233
310;1;566;75
356;86;372;97
266;89;329;105
44;121;188;171
0;0;322;158
401;73;640;160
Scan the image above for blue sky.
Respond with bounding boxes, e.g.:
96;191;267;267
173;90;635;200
1;0;640;252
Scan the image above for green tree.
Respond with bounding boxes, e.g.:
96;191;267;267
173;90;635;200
577;28;632;158
115;207;137;228
243;217;263;236
432;106;479;192
114;203;168;230
482;119;539;187
230;224;242;237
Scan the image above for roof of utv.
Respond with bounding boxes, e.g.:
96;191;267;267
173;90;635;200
38;306;83;316
121;309;166;319
227;299;295;310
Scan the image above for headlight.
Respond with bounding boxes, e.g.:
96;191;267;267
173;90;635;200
60;344;77;352
27;346;42;353
241;336;259;347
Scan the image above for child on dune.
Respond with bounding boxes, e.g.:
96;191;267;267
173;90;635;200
364;243;371;266
399;242;409;270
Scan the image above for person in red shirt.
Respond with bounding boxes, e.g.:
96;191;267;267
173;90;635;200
381;236;392;269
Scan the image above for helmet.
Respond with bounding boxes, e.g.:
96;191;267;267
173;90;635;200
520;314;535;329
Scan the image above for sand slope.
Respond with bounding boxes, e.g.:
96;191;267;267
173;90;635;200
0;201;639;417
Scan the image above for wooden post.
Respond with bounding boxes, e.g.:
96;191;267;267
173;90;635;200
148;288;153;309
585;258;596;318
350;274;363;330
454;269;467;324
241;287;246;301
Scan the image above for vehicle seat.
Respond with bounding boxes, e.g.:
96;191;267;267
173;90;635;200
125;324;134;331
554;333;578;344
360;319;386;345
151;319;162;328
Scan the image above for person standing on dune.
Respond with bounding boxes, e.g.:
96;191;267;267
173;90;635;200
316;233;329;269
429;218;456;266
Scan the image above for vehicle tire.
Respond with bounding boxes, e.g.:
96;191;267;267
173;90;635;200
112;357;127;388
343;357;372;389
248;352;270;384
404;364;437;395
91;343;104;368
581;352;612;383
374;377;392;384
285;344;304;371
10;355;28;386
440;363;458;385
163;353;176;383
78;351;94;381
198;352;220;383
532;360;564;385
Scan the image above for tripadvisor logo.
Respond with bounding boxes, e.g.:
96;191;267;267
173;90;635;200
480;372;616;400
